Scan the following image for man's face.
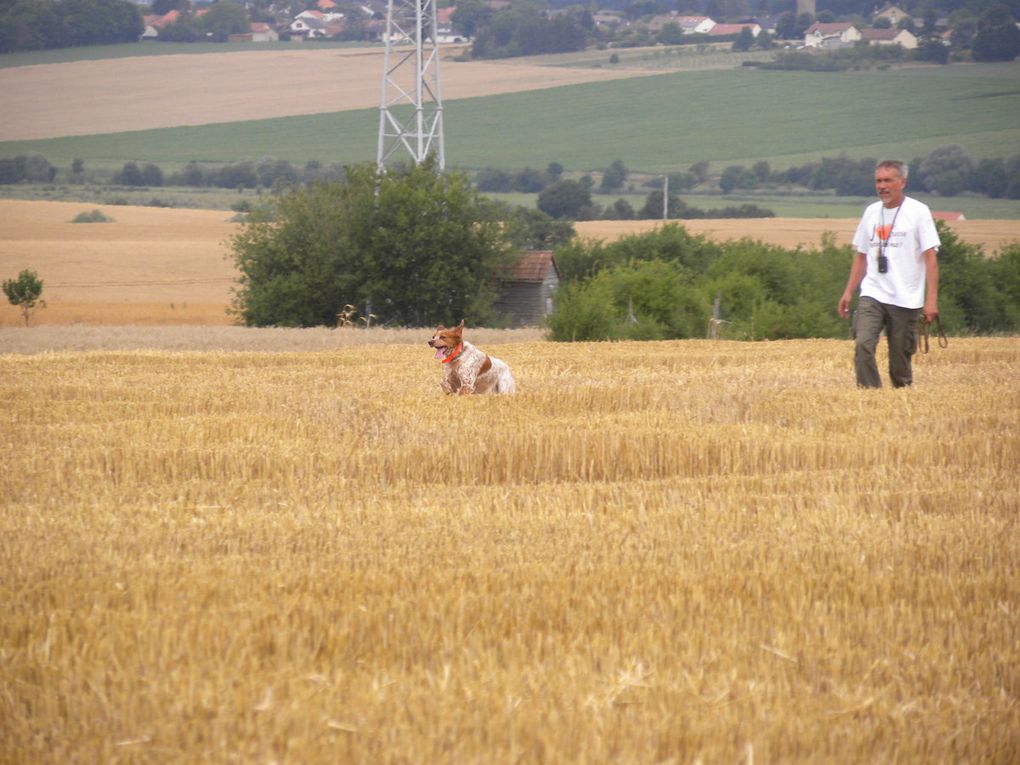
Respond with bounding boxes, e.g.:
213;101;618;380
875;166;906;208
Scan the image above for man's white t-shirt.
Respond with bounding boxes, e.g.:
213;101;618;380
852;196;940;309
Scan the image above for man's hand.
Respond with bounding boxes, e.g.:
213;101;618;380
922;301;939;324
838;293;853;318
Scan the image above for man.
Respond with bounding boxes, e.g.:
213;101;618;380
838;160;940;388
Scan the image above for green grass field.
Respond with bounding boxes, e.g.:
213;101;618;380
2;62;1018;177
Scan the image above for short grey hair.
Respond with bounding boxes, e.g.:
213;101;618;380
876;159;908;179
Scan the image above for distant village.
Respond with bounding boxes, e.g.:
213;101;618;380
138;1;955;53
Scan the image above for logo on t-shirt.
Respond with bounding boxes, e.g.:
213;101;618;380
875;224;893;242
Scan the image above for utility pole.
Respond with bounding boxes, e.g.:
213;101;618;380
662;175;669;220
377;0;445;171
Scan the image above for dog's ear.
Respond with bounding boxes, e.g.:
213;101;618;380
455;319;465;332
435;324;445;332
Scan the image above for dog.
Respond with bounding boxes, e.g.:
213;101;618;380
428;320;516;395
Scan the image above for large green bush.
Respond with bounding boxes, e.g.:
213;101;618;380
230;160;514;328
547;223;1020;342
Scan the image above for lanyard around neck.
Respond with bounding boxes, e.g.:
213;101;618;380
879;202;903;257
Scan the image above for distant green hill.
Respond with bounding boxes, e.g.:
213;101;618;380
2;62;1018;174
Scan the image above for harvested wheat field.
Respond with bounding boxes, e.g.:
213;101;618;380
576;217;1020;252
1;335;1018;763
0;48;658;141
0;200;238;326
4;200;1019;327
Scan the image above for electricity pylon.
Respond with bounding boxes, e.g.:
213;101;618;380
376;0;445;172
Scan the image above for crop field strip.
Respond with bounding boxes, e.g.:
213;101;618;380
2;62;1018;174
1;338;1018;762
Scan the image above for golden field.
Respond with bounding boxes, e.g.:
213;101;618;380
0;48;659;142
1;334;1018;763
3;200;1019;327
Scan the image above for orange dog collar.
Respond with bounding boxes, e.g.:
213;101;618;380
440;344;463;364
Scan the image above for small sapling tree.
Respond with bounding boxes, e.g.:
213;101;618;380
3;269;46;326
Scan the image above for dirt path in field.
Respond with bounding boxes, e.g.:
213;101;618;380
1;200;1017;327
0;47;659;141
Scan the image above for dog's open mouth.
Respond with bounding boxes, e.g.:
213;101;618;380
434;346;449;360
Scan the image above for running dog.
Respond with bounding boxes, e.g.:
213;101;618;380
428;320;516;395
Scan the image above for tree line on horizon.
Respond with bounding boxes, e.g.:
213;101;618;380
3;145;1019;217
473;146;1020;216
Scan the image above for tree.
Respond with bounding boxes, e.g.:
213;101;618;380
657;22;685;45
171;161;205;187
774;11;798;39
919;145;974;197
256;159;300;189
667;171;699;192
916;37;949;64
991;243;1020;327
934;221;1010;333
158;11;202;41
116;161;145;186
732;27;754;51
0;158;25;185
212;161;257;189
719;164;757;193
971;158;1008;197
548;260;707;341
450;0;491;37
230;159;514;327
599;160;628;193
475;168;513;192
141;162;164;187
500;206;575;250
470;7;587;58
537;179;595;220
512;168;547;193
0;0;59;52
638;190;682;219
624;0;664;21
604;198;635;220
971;4;1020;61
950;17;977;50
0;0;142;52
3;269;46;326
689;160;710;183
152;0;189;14
201;0;249;41
59;0;143;47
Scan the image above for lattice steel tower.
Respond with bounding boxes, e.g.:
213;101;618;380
376;0;445;171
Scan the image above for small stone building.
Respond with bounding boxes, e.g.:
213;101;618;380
495;251;560;327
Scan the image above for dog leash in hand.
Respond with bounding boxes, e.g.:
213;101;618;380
919;314;948;354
